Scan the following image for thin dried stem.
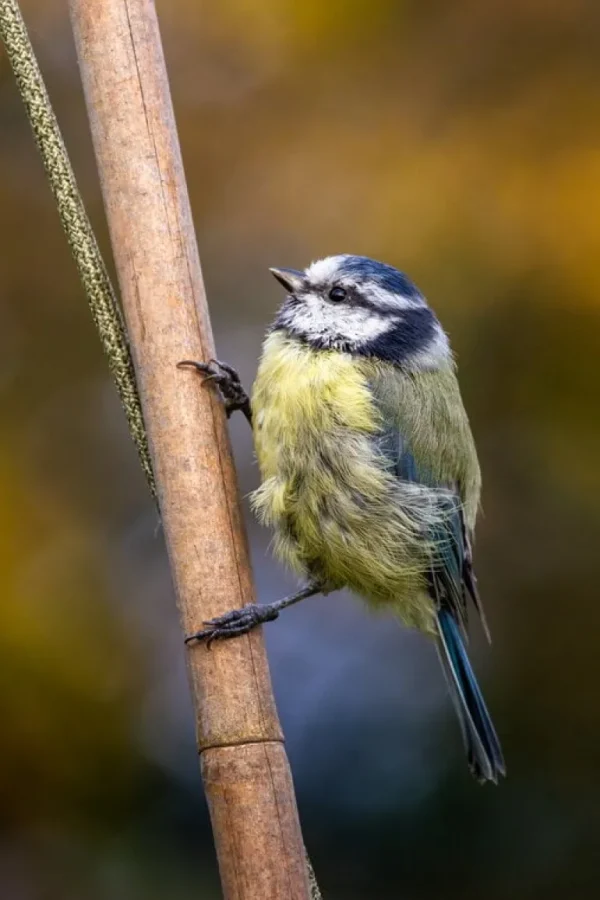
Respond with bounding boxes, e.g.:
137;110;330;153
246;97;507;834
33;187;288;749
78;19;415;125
0;0;155;496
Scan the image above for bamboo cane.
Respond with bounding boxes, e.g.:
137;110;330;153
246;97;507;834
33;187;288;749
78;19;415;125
67;1;311;897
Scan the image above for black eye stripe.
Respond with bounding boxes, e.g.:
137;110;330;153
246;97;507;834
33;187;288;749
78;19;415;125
304;280;417;317
326;284;401;317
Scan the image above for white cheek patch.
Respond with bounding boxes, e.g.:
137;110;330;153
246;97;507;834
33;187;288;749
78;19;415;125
290;294;395;345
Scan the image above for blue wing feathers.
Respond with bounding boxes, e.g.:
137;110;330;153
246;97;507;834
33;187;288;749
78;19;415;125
375;421;504;782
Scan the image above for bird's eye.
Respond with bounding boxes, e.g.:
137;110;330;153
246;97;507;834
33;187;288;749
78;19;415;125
328;286;347;302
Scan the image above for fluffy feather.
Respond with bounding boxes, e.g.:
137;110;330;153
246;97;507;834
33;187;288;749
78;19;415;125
251;331;480;633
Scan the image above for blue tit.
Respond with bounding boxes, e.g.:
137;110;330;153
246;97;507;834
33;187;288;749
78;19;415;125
181;254;505;784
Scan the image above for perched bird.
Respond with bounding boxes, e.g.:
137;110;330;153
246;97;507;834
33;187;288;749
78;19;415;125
179;255;505;783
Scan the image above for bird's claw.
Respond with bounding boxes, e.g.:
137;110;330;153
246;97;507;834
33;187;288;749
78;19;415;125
177;358;250;420
185;604;279;648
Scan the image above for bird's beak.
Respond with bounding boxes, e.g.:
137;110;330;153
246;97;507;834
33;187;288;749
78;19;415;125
269;267;304;294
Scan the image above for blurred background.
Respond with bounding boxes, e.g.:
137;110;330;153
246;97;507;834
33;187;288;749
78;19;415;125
1;1;599;897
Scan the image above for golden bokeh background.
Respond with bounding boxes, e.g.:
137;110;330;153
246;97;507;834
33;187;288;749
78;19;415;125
1;1;599;897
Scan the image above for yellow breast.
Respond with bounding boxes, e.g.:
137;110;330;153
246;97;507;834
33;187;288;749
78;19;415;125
249;330;442;629
252;331;378;480
250;332;385;571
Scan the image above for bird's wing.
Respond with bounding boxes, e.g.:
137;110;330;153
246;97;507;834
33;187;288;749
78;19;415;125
373;415;488;641
370;369;501;778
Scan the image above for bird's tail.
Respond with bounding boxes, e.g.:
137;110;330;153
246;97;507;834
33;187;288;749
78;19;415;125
436;609;506;783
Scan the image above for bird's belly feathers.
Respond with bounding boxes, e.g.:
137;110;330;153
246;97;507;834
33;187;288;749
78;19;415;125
251;332;435;628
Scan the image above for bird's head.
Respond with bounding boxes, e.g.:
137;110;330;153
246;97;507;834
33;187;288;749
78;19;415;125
270;255;451;369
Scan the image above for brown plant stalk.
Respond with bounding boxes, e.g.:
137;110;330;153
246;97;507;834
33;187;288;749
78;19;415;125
67;1;313;897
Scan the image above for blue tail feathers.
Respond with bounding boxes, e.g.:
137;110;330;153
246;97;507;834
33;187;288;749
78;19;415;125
436;609;506;784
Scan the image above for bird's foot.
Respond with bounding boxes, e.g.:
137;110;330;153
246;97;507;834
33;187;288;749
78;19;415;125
184;603;279;648
185;583;324;649
177;358;252;422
